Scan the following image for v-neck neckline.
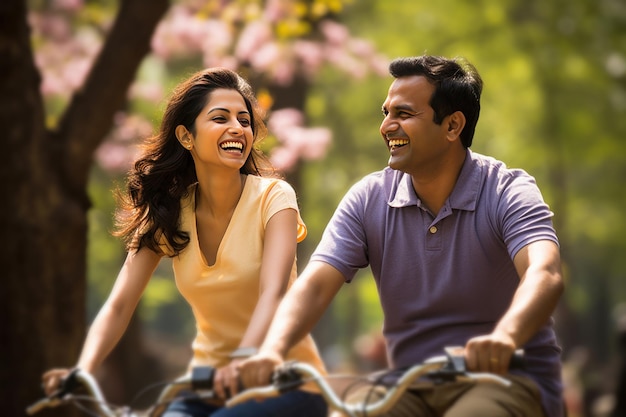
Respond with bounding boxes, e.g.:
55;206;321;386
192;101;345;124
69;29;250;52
192;177;248;267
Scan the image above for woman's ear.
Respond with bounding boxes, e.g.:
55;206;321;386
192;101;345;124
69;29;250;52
175;125;193;150
445;111;466;142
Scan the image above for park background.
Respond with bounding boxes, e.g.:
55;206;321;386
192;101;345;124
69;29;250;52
2;0;625;416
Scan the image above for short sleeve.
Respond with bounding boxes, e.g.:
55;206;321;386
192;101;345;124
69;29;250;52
498;170;558;259
262;179;307;243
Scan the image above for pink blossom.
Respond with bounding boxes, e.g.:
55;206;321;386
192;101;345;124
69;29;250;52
95;141;139;173
152;5;215;59
250;42;281;72
267;108;332;167
319;20;349;46
96;113;153;172
37;14;72;41
204;55;239;70
63;58;92;90
264;0;292;23
270;146;300;172
294;40;324;77
235;21;272;62
74;27;103;57
129;82;165;103
200;19;233;55
53;0;84;12
109;113;154;143
40;72;67;96
349;39;375;58
271;59;297;86
268;108;304;133
370;54;391;77
281;126;331;160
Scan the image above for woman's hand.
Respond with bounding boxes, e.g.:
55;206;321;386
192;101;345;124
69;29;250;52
237;350;284;389
41;368;71;396
213;360;243;399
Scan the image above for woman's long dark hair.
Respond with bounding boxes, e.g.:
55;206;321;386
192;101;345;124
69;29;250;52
114;68;276;255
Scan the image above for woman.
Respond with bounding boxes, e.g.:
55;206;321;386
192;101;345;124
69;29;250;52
42;68;328;417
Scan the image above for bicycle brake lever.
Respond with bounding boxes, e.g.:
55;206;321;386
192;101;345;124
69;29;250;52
424;346;467;384
272;362;306;393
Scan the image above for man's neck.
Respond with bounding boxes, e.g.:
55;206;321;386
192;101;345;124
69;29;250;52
410;149;467;215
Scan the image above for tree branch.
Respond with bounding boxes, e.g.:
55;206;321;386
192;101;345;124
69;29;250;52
56;0;170;195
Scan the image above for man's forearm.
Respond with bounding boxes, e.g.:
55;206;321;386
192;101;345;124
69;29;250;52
261;261;345;356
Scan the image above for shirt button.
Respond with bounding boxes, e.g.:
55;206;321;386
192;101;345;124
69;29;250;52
429;226;438;234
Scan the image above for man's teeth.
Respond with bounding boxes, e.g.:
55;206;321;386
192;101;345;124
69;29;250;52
220;141;243;150
388;139;409;147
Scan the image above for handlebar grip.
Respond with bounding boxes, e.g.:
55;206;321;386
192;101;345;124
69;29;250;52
508;350;525;370
191;366;215;390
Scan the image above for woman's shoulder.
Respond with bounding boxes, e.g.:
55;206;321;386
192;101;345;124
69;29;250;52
246;175;296;196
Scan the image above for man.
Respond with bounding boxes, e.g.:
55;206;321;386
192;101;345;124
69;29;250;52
239;55;564;417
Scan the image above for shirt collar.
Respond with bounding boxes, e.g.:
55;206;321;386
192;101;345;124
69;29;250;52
388;149;480;211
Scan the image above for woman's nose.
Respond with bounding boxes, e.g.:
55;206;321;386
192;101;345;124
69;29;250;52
228;121;244;135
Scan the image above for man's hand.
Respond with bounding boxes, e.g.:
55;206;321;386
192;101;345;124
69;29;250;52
236;350;284;389
464;332;516;375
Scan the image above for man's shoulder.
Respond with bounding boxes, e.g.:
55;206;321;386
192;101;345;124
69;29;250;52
470;151;534;184
353;167;400;188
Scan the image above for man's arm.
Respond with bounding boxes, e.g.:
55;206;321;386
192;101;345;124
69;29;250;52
238;261;345;388
464;239;564;374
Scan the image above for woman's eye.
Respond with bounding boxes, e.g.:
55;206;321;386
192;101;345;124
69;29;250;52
212;116;226;122
239;119;251;127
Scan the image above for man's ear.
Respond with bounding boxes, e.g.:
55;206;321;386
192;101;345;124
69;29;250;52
445;111;466;142
175;125;193;149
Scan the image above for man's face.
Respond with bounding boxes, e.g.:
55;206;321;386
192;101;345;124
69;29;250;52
380;75;451;175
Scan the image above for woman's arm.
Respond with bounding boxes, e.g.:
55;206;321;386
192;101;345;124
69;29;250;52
42;246;162;394
214;208;299;398
239;208;298;348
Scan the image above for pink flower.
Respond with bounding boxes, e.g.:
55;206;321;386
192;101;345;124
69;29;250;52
95;141;139;173
236;21;272;62
294;40;324;77
268;108;304;133
250;42;281;72
319;20;349;46
270;146;300;172
267;108;332;170
129;82;165;103
53;0;84;12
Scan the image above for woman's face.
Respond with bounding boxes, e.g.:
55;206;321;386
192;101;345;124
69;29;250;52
187;88;254;172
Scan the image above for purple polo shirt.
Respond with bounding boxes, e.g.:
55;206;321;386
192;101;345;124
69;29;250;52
310;150;563;417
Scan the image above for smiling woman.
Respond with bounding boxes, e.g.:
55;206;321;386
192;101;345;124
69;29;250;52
41;68;328;417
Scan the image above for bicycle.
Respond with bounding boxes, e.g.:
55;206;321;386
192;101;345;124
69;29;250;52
26;366;219;416
227;346;524;417
27;346;523;417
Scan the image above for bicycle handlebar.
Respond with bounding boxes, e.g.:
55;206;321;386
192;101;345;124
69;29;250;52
26;367;217;416
27;347;523;417
227;346;525;417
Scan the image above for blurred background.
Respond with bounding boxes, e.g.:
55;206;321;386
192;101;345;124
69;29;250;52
4;0;626;416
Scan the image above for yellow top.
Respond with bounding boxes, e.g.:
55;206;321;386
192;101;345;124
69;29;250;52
172;175;325;379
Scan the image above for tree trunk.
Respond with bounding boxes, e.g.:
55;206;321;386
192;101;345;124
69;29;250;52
0;1;169;415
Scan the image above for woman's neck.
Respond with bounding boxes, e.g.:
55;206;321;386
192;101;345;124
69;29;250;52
195;172;246;218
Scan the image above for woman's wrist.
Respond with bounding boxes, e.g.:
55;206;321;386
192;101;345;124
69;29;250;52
229;347;258;359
